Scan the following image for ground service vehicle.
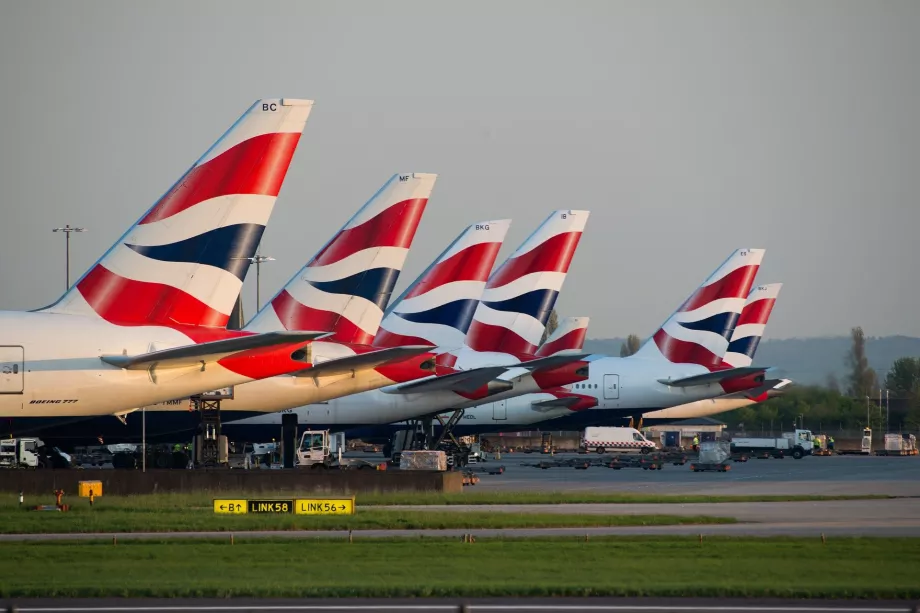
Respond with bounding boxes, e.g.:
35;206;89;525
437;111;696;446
0;438;70;468
295;430;380;470
581;427;657;454
731;428;814;459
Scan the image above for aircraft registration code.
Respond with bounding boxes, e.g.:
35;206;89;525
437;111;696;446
295;498;355;515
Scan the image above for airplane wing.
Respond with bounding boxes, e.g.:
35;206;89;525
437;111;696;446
100;331;330;371
293;345;435;378
383;366;512;394
657;366;767;388
515;352;592;372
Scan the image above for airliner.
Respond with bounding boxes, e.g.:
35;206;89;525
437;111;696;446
0;98;330;421
220;210;591;441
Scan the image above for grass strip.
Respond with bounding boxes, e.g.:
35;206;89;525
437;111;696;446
1;537;917;599
0;506;732;534
2;491;892;511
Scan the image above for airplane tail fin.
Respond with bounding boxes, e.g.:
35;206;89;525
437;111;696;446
634;248;765;369
465;210;588;355
41;99;313;329
536;316;589;357
722;283;782;368
373;219;510;349
246;173;435;345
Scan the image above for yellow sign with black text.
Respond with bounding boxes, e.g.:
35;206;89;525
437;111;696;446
213;499;248;514
294;498;355;515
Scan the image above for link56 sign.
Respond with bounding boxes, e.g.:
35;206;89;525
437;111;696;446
295;498;354;515
213;497;355;515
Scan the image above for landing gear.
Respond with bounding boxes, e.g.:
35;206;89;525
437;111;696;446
192;395;222;468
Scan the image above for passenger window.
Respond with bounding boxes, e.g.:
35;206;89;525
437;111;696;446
633;433;643;441
12;364;17;374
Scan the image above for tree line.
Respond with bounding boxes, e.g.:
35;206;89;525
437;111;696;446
716;327;920;433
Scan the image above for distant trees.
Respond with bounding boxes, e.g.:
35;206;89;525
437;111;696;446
846;327;878;399
825;373;840;393
619;334;642;357
885;357;920;398
539;309;559;345
886;357;920;430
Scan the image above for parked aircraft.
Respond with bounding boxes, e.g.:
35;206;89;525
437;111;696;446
220;210;590;441
0;98;323;423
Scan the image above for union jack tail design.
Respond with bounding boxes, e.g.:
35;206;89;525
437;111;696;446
373;219;510;350
465;210;588;355
722;283;782;368
41;99;313;329
246;173;435;345
634;248;765;369
536;316;589;357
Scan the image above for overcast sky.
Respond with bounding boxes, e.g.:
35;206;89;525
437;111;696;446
1;1;918;340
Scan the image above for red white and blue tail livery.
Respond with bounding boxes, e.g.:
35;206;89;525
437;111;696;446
1;99;318;419
373;219;510;350
41;99;312;332
536;317;590;357
634;248;765;370
246;173;435;345
465;210;588;356
723;283;782;368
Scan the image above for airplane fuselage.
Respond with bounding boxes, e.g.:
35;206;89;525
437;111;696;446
0;311;304;418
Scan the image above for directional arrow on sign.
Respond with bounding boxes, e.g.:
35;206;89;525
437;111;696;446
220;505;226;511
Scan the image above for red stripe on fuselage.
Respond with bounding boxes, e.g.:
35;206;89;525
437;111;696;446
486;232;582;289
403;241;502;299
310;198;428;267
678;265;759;313
139;132;302;225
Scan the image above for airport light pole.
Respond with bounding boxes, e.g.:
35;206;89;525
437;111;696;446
52;225;86;290
233;253;276;311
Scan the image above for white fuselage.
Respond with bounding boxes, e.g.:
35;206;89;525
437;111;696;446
222;353;736;431
0;311;298;418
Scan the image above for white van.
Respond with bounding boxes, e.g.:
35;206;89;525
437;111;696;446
581;427;657;454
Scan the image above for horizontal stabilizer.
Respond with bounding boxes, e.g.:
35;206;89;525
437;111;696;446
386;366;511;394
294;345;434;378
531;396;581;410
101;331;330;371
517;352;591;372
658;366;766;388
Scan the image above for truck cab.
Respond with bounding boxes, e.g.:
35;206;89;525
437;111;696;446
0;438;40;468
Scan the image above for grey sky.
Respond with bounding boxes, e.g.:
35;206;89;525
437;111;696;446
1;1;918;340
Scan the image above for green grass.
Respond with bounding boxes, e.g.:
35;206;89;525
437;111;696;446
3;491;892;512
0;498;732;533
1;537;917;598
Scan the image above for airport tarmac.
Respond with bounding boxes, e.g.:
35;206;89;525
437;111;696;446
467;453;920;496
1;598;916;612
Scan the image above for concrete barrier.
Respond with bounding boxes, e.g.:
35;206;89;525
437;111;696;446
0;469;464;496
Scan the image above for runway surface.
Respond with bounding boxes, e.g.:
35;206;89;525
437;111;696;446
468;454;920;496
1;598;917;612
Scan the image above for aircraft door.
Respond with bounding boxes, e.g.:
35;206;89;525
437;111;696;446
603;374;619;400
0;346;24;394
493;400;507;421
